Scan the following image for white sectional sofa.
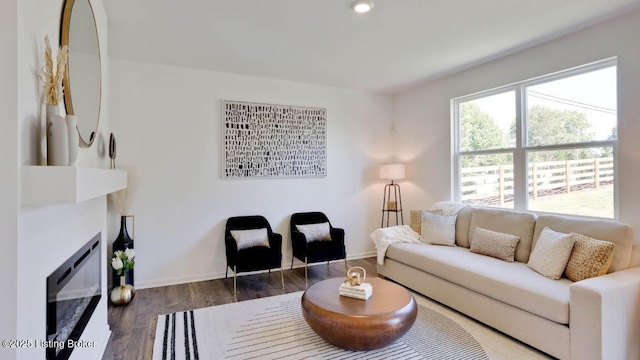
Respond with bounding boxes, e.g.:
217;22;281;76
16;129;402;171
377;206;640;360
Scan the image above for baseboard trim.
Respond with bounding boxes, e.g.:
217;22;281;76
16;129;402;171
95;329;111;360
135;252;377;290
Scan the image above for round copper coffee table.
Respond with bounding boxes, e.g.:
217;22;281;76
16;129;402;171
301;277;417;351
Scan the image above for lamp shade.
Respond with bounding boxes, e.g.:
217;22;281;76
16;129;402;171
379;163;406;180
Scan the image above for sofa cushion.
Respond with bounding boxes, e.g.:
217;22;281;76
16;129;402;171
455;206;474;248
527;227;575;280
386;243;571;324
430;201;469;215
421;211;456;246
469;208;537;262
469;227;519;262
564;233;615;281
533;215;631;273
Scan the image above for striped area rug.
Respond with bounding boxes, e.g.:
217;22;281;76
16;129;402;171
153;291;489;360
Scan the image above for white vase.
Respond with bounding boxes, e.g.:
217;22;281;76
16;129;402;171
47;114;69;166
45;104;59;121
66;115;79;165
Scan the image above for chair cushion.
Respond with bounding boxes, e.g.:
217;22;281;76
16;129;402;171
564;233;615;282
386;243;571;324
230;228;270;250
527;227;575;280
470;227;520;262
296;222;331;242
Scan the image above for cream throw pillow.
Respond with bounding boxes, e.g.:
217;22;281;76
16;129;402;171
296;222;331;242
527;227;575;280
470;227;520;262
420;211;456;246
564;233;615;282
230;228;270;250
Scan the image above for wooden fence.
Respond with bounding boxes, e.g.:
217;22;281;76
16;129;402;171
461;157;614;206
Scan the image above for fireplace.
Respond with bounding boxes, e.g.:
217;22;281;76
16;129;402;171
46;233;101;360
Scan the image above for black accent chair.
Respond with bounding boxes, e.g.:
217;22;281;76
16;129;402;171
225;215;284;295
290;212;347;285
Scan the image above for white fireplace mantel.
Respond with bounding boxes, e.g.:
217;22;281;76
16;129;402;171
21;166;127;206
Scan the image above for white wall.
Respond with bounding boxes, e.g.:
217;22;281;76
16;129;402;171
109;59;393;288
394;9;640;243
0;0;18;358
13;0;112;359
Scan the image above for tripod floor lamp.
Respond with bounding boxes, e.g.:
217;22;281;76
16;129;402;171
379;163;405;227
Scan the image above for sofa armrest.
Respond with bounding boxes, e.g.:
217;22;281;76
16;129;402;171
570;266;640;360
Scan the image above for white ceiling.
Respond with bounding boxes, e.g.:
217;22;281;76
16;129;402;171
104;0;640;94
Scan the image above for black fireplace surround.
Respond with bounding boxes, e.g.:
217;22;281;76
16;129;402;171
46;233;101;360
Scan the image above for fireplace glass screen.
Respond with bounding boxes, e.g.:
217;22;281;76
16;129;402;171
46;233;101;360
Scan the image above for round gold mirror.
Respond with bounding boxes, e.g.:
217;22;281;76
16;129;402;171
61;0;101;148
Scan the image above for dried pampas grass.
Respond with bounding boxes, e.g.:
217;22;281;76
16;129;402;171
40;36;68;106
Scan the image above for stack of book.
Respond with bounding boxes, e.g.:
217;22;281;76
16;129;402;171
339;282;373;300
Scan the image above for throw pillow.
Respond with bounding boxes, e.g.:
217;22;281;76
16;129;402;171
230;228;270;250
527;227;575;280
420;211;456;246
410;209;442;234
296;222;331;242
564;233;615;282
470;227;520;262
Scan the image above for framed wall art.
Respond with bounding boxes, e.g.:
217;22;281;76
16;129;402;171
223;100;327;178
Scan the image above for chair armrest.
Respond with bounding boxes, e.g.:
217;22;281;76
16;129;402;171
225;234;238;264
268;232;283;251
570;266;640;360
330;227;345;247
291;230;308;250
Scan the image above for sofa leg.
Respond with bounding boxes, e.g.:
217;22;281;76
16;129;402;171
268;269;271;274
290;257;294;270
225;264;228;279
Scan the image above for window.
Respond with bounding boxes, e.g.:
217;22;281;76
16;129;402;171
453;59;617;218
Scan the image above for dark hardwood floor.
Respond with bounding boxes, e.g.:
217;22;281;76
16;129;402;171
102;257;378;360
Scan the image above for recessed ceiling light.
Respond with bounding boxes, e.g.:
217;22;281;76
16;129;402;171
351;0;374;14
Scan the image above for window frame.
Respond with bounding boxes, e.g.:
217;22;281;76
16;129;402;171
452;58;618;219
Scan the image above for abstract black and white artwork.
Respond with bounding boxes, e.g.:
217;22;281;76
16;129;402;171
223;101;327;178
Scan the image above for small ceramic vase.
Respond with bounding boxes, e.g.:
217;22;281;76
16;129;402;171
47;113;69;166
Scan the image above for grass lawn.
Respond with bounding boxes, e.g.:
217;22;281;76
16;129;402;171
528;184;614;218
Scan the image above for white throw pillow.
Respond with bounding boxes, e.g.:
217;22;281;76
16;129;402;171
230;228;270;250
469;227;520;262
296;222;331;242
527;227;575;280
420;211;457;246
